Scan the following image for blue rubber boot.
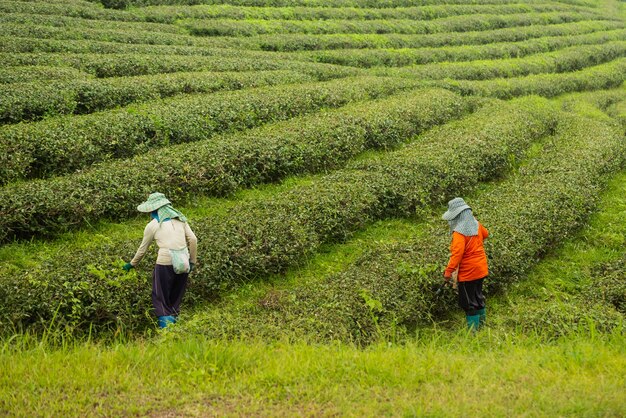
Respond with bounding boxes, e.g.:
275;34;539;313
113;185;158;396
477;308;486;327
466;314;480;331
157;316;176;329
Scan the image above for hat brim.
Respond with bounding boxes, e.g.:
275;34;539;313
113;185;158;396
442;204;471;221
137;199;170;213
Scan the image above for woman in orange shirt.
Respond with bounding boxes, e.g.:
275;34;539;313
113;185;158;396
442;197;489;330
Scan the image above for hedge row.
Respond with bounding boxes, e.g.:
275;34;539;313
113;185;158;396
0;96;556;334
184;12;607;37
0;69;319;124
376;41;626;80
0;51;356;78
0;76;411;184
93;0;598;10
249;20;625;51
430;58;626;99
297;30;626;67
0;33;275;57
133;3;580;23
0;23;245;49
201;110;625;344
0;0;140;21
0;65;94;84
0;10;184;34
0;88;470;241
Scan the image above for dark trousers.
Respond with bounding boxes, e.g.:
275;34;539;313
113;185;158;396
458;278;486;316
152;264;188;317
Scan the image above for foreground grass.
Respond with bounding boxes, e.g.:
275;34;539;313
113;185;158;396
1;329;624;417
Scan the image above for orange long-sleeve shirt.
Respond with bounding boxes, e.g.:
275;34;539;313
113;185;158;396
444;222;489;282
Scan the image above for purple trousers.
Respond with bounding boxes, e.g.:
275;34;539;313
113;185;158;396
152;264;188;317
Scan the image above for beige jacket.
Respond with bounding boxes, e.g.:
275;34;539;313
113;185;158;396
131;219;197;266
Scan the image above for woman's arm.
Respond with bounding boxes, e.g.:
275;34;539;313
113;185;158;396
130;222;156;266
444;232;465;277
185;223;198;264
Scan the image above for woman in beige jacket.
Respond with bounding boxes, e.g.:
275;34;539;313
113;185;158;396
123;193;197;329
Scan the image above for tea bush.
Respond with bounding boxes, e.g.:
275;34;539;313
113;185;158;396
184;12;604;37
258;113;625;344
433;58;626;99
297;30;626;67
379;41;626;80
1;75;406;184
251;21;624;51
0;66;93;84
0;70;319;123
0;97;556;334
133;3;578;23
0;88;469;241
0;51;354;78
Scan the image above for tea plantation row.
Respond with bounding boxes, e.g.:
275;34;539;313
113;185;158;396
1;76;406;183
0;96;557;334
0;87;470;241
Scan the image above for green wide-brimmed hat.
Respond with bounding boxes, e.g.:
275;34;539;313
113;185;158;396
442;197;471;221
137;192;171;213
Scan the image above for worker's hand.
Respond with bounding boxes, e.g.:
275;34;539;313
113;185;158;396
189;262;195;273
443;271;452;279
122;262;134;272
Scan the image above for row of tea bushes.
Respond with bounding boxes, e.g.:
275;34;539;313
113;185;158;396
132;3;580;23
0;76;409;184
431;58;626;99
0;65;94;84
204;111;624;344
297;30;626;67
0;97;556;334
0;0;141;21
0;88;470;241
377;41;626;80
0;23;245;49
0;51;350;78
247;20;625;51
0;10;184;34
96;0;598;10
0;69;318;124
183;12;606;37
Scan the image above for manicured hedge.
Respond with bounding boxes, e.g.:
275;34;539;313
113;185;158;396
0;96;556;334
0;11;185;34
212;110;624;344
431;58;626;99
0;51;350;78
0;23;247;49
0;69;319;124
376;41;626;80
0;65;94;84
133;3;579;23
297;30;626;67
92;0;599;10
0;0;140;21
0;76;410;184
184;12;606;37
0;88;469;241
250;20;625;51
